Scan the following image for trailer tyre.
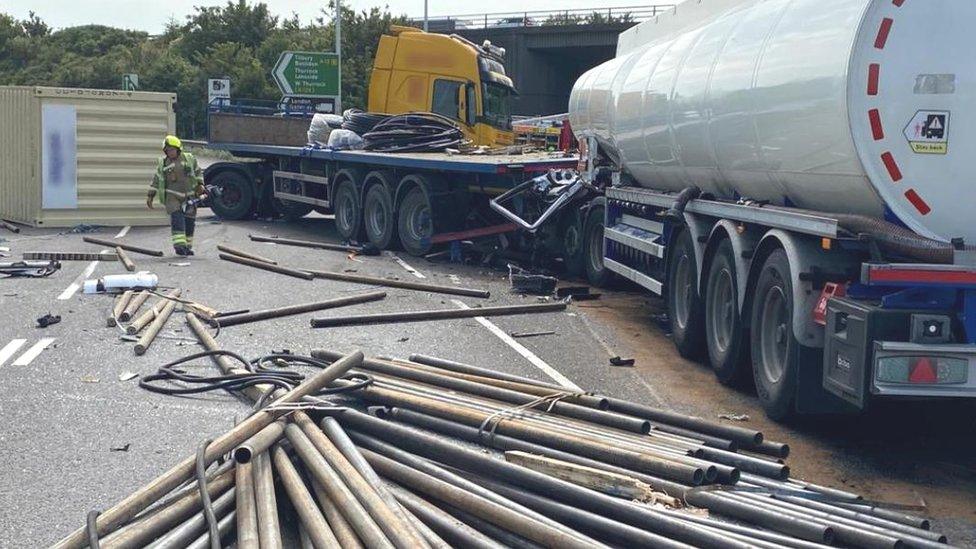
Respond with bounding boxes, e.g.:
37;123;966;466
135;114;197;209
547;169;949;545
363;181;397;250
274;199;314;221
333;180;362;241
398;186;434;256
667;228;705;360
705;239;749;386
582;197;611;286
209;170;254;220
750;249;798;421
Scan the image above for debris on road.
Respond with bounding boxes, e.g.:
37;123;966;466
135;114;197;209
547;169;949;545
0;219;21;233
210;292;387;328
55;346;951;549
82;236;164;257
310;300;568;328
304;268;490;298
216;243;278;265
219;252;314;280
509;330;556;339
720;413;751;422
118;291;150;323
509;264;557;295
557;286;601;301
126;289;182;336
84;272;158;294
109;291;134;327
109;443;131;452
0;260;60;278
118;372;138;382
23;251;118;261
115;247;136;272
36;314;61;328
608;355;635;367
249;233;375;255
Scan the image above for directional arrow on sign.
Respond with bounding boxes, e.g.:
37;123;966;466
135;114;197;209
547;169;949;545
272;52;295;95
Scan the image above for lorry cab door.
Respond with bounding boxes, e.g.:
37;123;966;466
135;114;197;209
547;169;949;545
430;78;476;141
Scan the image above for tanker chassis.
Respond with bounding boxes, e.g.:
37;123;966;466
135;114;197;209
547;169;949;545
549;0;976;420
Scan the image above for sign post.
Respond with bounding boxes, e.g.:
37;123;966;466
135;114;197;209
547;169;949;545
272;51;341;113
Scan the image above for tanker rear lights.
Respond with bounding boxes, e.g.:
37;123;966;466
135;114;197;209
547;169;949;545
876;355;968;385
864;264;976;286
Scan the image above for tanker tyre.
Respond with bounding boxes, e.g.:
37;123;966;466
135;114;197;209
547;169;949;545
209;170;254;220
363;183;397;250
704;239;749;386
667;228;705;361
333;180;362;242
750;249;799;422
582;197;611;287
397;185;434;257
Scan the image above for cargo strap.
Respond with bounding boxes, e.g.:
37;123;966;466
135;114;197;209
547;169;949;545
477;391;586;443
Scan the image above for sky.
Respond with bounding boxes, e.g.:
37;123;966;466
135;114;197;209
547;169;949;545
2;1;678;33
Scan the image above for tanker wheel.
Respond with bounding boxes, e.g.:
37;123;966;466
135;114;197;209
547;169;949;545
666;228;705;360
333;180;362;241
750;249;798;421
704;239;749;386
560;207;585;278
363;183;397;250
397;186;434;256
582;197;610;286
209;170;254;220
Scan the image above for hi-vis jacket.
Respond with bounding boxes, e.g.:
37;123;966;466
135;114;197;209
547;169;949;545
149;152;204;214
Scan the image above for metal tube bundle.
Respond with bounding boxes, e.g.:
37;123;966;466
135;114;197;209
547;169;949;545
56;345;947;549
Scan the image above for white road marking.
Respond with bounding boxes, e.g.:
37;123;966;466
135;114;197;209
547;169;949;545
12;337;55;366
115;225;131;238
451;299;581;391
386;252;426;279
57;260;98;300
635;375;666;407
0;339;27;367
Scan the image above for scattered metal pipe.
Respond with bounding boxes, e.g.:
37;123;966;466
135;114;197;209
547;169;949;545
319;417;433;549
219;252;314;280
284;423;395;549
252;451;283;549
360;448;602;549
134;297;178;355
233;421;286;464
234;461;259;549
408;354;568;392
311;301;568;328
96;469;235;549
127;290;181;335
116;247;136;272
217;244;278;264
119;291;150;323
0;218;20;233
271;445;341;548
53;352;363;549
292;412;426;549
212;291;387;328
83;236;164;257
185;510;236;549
335;409;754;548
387;483;506;549
25;251;118;261
144;488;236;549
110;291;134;327
304;268;490;298
249;233;363;253
605;397;766;447
309;479;366;549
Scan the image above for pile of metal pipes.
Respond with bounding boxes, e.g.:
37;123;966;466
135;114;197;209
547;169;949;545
56;345;948;549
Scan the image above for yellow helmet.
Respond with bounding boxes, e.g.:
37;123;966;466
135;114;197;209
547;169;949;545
163;135;182;150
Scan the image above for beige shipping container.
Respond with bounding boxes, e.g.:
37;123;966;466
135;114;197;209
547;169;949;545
0;86;176;227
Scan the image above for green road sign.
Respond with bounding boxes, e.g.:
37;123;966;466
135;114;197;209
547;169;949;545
272;51;340;98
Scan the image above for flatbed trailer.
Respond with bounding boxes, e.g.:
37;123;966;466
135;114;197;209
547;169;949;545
202;138;577;256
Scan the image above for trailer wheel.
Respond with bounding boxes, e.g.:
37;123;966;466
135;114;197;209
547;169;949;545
363;178;397;250
582;197;611;286
705;239;749;386
667;228;705;360
398;186;434;256
333;180;362;241
750;249;798;421
209;170;254;220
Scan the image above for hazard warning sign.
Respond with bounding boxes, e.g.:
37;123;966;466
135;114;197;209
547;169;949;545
903;110;950;154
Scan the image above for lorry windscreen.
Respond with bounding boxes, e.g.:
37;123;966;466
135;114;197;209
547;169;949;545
482;83;513;130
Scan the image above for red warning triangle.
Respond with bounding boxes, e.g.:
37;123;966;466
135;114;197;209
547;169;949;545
909;358;937;383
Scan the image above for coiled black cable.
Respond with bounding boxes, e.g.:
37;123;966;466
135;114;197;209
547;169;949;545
341;109;389;135
195;440;221;549
362;112;465;152
86;510;101;549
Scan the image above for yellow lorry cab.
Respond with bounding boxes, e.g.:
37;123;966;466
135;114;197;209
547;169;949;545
368;26;516;147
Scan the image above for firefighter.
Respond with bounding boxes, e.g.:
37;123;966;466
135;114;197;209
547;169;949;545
147;135;205;256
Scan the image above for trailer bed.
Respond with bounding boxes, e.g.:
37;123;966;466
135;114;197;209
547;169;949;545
206;141;577;174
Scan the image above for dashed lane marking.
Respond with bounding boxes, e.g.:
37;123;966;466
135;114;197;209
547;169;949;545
451;299;581;391
0;339;27;367
115;226;131;238
57;260;98;300
11;338;55;366
386;252;426;279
